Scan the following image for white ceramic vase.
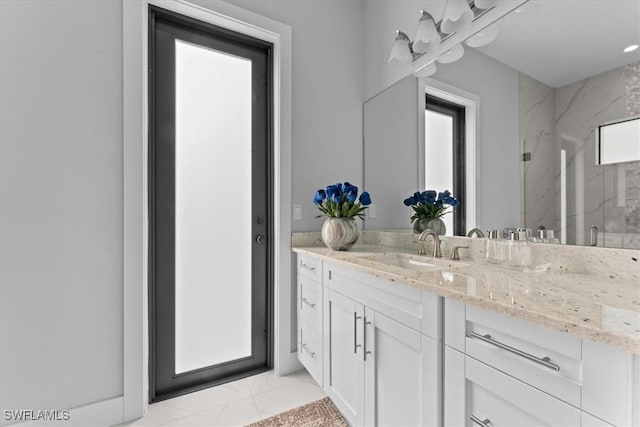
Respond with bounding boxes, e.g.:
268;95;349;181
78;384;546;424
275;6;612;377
321;217;359;251
412;217;446;235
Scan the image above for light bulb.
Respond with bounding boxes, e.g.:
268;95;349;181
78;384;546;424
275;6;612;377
441;0;474;34
413;11;441;54
388;31;413;65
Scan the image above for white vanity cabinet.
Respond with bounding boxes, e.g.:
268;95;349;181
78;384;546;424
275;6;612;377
322;261;442;427
444;299;639;427
296;254;324;385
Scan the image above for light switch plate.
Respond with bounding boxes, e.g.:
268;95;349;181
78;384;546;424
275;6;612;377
369;204;377;218
293;204;302;220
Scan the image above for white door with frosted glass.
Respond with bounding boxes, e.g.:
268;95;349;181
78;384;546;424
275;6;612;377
149;9;271;400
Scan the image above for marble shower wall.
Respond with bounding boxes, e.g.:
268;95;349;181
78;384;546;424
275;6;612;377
520;73;556;232
520;61;640;249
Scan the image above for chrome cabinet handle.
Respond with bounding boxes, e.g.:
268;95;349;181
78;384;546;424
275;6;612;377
354;312;362;354
469;332;560;372
470;415;491;427
364;318;372;361
302;343;316;358
300;261;316;272
301;298;315;308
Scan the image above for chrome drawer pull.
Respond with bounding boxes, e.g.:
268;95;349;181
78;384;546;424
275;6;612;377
364;318;372;361
354;312;362;354
302;343;316;358
470;415;491;427
300;261;316;272
301;298;316;308
469;332;560;372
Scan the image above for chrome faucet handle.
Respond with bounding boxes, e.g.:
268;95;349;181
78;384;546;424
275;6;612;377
466;228;485;238
450;246;469;261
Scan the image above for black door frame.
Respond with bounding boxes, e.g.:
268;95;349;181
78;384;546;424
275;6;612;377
148;5;274;403
425;94;466;236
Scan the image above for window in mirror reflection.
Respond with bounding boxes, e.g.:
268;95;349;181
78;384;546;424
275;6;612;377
597;117;640;165
425;95;466;235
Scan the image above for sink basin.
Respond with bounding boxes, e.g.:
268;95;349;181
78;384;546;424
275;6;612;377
359;253;466;272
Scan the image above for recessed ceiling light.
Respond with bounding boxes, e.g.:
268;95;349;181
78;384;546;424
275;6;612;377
624;44;639;53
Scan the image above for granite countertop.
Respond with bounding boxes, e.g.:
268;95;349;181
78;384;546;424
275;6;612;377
293;244;640;355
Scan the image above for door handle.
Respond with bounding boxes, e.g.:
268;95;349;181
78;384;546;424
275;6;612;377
256;234;266;244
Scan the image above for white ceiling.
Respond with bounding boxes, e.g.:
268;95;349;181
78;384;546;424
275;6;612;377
473;0;640;88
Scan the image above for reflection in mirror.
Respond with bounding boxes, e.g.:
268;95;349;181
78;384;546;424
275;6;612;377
363;0;640;249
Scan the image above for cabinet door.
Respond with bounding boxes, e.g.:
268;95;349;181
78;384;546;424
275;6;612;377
323;289;364;426
363;307;441;427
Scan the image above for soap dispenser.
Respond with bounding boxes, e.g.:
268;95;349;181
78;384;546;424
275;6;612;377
507;230;532;267
485;229;505;263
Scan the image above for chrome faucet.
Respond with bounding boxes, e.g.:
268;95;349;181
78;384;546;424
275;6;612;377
417;229;442;258
467;228;485;238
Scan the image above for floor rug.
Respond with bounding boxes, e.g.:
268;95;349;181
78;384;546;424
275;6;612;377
246;397;348;426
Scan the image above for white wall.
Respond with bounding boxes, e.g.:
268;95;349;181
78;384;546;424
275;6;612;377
430;48;521;230
1;0;365;421
201;0;366;232
0;0;124;420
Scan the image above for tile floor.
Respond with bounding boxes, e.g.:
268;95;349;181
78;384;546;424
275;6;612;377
118;369;325;427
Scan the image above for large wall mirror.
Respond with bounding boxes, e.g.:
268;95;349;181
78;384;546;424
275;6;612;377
364;0;640;249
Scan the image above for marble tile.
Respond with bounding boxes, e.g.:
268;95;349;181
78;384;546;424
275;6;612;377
252;382;326;416
245;368;316;396
119;369;321;427
519;62;640;247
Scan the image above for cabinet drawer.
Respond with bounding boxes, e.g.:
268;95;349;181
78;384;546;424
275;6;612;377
298;323;322;385
325;262;424;332
465;305;582;407
297;254;322;282
298;275;322;330
466;356;581;427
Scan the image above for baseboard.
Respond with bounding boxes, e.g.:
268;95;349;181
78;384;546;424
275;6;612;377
3;396;123;427
276;350;303;376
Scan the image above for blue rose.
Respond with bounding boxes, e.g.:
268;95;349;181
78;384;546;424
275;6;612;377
403;197;416;206
313;189;326;205
437;190;451;202
423;190;437;204
359;191;372;206
447;197;460;207
326;184;342;202
343;183;358;202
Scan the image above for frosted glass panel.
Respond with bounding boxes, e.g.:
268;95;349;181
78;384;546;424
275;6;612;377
425;110;454;235
174;40;252;374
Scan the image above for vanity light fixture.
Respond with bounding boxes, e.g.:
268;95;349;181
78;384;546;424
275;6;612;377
413;10;441;54
388;30;413;65
441;0;474;34
437;44;465;64
413;61;438;77
465;22;500;47
623;44;639;53
389;1;496;67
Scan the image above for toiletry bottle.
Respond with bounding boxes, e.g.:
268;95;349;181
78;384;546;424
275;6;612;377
485;229;504;263
507;231;521;267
